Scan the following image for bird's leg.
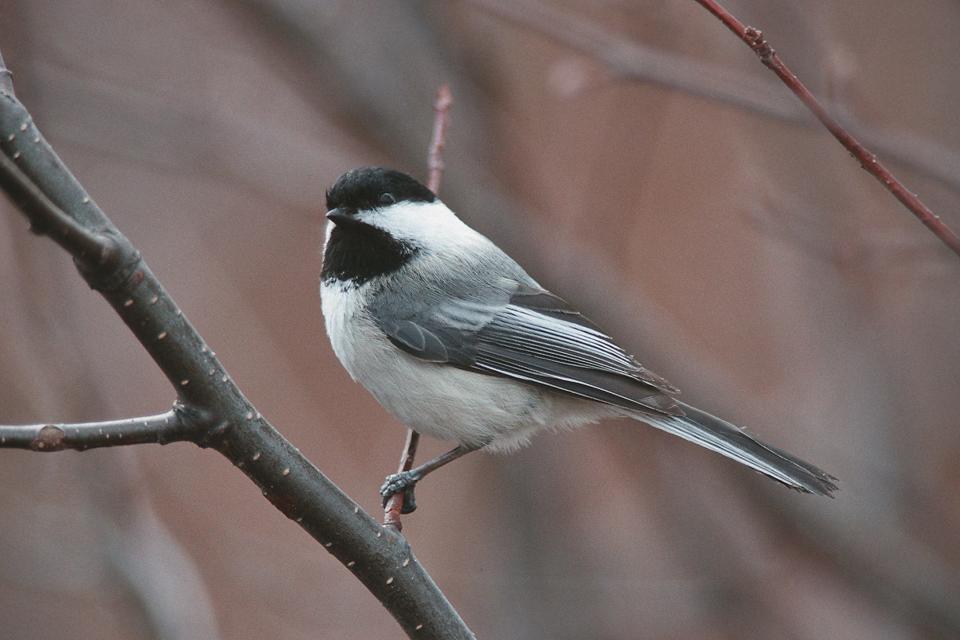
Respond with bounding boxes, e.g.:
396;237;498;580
383;429;422;524
380;443;484;514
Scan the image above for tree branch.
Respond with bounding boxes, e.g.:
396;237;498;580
383;425;422;531
426;83;453;194
0;51;474;640
0;151;115;268
468;0;960;205
691;0;960;259
0;411;192;451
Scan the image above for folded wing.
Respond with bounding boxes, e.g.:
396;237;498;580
373;281;682;416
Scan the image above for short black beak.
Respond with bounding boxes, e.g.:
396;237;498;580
325;208;354;225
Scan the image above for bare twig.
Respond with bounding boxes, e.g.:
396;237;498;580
0;411;190;451
0;50;474;640
691;0;960;258
467;0;799;119
426;84;453;193
467;0;960;201
384;85;455;531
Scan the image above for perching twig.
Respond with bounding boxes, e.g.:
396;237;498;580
384;84;455;531
691;0;960;259
0;50;474;640
383;427;422;530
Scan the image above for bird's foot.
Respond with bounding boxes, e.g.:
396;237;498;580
380;470;421;514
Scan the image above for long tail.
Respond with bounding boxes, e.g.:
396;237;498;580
639;401;838;496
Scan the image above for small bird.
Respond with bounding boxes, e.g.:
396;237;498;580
320;167;837;513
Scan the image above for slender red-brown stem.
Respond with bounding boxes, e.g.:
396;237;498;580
470;0;960;197
426;84;453;194
384;84;454;531
692;0;960;259
383;428;421;530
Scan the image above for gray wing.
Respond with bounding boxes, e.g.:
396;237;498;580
371;280;683;416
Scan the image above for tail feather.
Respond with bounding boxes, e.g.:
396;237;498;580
641;402;838;496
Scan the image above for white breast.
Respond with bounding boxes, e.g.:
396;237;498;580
320;279;606;452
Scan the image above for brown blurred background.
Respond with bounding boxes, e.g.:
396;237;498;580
1;1;959;638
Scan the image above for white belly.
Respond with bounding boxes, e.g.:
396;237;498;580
321;281;610;452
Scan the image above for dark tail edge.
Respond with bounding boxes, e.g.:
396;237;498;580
648;402;839;497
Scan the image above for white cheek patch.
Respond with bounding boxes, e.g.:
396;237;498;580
355;201;441;238
358;200;491;255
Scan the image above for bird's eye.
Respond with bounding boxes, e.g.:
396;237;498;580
379;193;396;205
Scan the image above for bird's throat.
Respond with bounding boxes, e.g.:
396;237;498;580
321;223;418;285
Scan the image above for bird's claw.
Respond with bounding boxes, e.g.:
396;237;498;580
380;471;420;514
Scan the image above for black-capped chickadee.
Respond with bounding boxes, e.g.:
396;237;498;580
321;167;837;513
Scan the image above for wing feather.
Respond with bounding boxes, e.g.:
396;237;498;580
372;279;682;416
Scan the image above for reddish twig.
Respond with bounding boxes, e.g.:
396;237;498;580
384;85;454;531
692;0;960;259
426;84;453;194
383;428;421;530
470;0;960;198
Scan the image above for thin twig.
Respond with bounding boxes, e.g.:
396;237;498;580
384;85;455;532
691;0;960;259
0;411;190;451
468;0;799;119
0;49;474;640
426;84;453;193
467;0;960;200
